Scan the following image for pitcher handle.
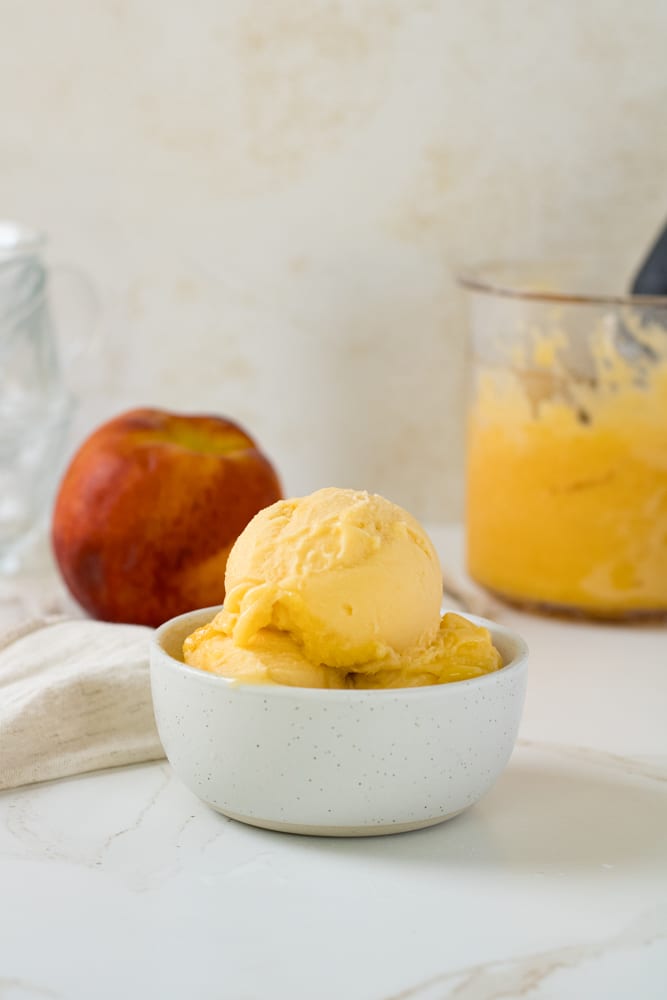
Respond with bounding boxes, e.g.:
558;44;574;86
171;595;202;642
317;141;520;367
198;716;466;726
49;264;101;368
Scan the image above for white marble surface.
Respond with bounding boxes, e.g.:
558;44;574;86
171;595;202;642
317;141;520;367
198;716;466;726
1;527;666;999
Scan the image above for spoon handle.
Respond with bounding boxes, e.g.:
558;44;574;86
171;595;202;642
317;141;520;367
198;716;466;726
632;220;667;295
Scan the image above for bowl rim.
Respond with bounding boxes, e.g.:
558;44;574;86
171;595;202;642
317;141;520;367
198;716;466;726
151;605;528;699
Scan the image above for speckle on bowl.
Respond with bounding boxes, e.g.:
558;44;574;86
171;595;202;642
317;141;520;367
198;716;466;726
150;606;528;836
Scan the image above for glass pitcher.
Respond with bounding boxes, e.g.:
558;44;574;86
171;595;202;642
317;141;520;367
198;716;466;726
459;259;667;621
0;221;96;571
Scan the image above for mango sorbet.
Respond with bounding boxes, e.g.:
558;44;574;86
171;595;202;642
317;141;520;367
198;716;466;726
184;488;501;688
467;317;667;617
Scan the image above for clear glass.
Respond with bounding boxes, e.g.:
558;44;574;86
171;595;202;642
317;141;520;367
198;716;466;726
459;259;667;621
0;221;94;572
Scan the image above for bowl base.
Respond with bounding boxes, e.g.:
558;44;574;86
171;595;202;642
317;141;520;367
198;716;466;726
206;804;466;837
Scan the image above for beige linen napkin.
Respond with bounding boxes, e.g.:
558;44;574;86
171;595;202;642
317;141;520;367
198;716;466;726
0;617;164;791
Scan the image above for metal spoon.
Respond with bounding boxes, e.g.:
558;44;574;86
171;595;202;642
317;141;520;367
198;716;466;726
614;219;667;362
632;219;667;295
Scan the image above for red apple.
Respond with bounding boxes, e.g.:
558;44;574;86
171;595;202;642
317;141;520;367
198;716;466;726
52;408;282;627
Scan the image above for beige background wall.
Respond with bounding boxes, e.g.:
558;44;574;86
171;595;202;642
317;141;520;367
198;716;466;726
3;0;667;519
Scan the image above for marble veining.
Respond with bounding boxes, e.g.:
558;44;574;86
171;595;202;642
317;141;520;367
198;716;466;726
0;764;228;892
517;739;667;784
386;907;667;999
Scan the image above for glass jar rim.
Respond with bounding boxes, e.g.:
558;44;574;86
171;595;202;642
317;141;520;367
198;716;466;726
457;257;667;309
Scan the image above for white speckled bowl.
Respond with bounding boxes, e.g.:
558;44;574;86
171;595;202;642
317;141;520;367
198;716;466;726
150;607;528;837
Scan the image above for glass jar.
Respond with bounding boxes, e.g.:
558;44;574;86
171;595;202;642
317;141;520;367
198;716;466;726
459;259;667;621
